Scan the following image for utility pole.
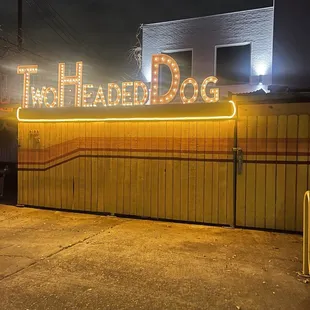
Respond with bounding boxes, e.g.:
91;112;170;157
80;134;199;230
18;0;23;51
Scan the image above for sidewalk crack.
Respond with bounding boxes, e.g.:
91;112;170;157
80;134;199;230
0;219;128;282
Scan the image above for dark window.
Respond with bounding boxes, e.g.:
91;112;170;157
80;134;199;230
159;50;192;100
216;44;251;85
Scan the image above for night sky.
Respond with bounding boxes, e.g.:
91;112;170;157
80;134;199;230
0;0;272;81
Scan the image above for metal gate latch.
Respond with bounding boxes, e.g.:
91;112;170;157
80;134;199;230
232;147;243;175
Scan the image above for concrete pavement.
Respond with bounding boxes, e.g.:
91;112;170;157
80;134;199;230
0;205;309;309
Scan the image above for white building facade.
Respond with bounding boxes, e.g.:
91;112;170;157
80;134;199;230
142;7;274;97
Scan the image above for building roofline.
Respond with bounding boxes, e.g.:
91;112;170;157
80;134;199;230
143;6;274;27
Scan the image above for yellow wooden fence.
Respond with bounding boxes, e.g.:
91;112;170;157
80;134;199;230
236;103;310;232
18;120;235;225
17;102;310;232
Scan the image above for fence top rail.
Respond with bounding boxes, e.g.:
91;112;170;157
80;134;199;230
238;102;310;117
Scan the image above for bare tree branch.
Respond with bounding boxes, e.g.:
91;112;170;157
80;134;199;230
129;24;143;74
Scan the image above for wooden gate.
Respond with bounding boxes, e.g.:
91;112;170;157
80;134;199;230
18;119;235;226
236;103;310;232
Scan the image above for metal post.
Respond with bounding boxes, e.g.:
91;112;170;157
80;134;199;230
18;0;23;51
0;166;8;197
303;191;310;275
0;175;4;197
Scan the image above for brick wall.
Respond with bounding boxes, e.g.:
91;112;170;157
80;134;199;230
142;7;274;95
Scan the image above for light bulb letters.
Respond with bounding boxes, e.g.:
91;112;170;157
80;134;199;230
17;55;221;109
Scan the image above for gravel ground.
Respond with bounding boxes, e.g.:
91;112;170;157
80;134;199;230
0;205;309;310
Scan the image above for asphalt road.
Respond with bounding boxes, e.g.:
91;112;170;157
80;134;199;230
0;205;309;309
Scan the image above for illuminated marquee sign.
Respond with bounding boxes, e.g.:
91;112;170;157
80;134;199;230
17;54;236;122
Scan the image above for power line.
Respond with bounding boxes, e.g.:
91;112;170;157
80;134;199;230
22;30;65;61
0;46;12;59
2;21;65;62
38;0;104;61
0;24;50;60
26;0;103;63
41;0;81;43
0;36;51;61
26;0;72;45
34;0;79;45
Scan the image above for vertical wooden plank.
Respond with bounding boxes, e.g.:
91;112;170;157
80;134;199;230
49;123;56;209
52;122;59;209
104;122;113;213
97;122;105;213
285;115;298;231
55;123;62;209
308;115;310;219
143;122;152;217
61;123;67;209
275;115;287;230
172;121;181;220
32;124;40;207
296;115;309;232
60;122;67;209
91;122;98;212
21;123;26;205
123;122;131;215
136;122;145;217
44;123;51;208
226;120;235;226
66;122;74;210
17;123;23;205
245;116;257;228
37;124;43;207
24;123;29;206
212;121;220;224
188;122;196;222
150;122;159;218
158;121;166;219
129;122;138;216
195;121;205;223
218;121;228;225
57;123;64;210
72;122;80;210
122;122;130;214
110;123;118;214
19;123;27;205
265;116;277;229
78;122;86;211
69;122;75;209
25;123;31;206
116;122;125;214
204;121;213;223
26;123;34;206
38;122;45;208
165;122;173;220
255;116;267;228
236;117;247;227
84;122;92;212
180;121;189;221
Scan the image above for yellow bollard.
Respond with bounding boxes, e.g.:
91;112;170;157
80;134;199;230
303;191;310;276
